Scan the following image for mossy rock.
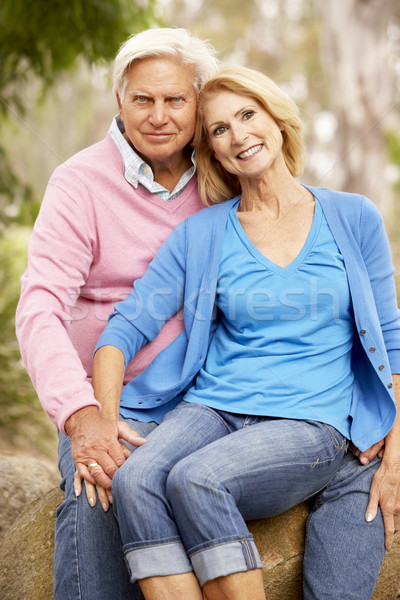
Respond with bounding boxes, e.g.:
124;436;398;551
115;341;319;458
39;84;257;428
0;487;63;600
1;487;400;599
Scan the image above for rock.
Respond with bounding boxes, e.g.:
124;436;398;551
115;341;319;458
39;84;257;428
0;484;399;599
248;503;308;598
0;452;59;539
372;532;400;600
0;487;64;600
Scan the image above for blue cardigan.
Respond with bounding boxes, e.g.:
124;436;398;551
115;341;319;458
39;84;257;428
96;186;400;451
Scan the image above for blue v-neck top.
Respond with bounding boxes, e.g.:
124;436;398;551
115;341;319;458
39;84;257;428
95;186;400;450
185;199;354;437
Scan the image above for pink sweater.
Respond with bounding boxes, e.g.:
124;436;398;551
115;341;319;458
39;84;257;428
16;135;204;433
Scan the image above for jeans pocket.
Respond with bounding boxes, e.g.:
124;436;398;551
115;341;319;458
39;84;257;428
301;422;347;502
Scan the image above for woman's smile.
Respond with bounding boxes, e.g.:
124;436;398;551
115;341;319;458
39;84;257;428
237;144;264;160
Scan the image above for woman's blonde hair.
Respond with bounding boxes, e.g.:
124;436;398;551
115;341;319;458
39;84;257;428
193;65;305;205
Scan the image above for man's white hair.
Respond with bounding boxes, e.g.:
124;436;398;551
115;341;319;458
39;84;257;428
113;27;219;101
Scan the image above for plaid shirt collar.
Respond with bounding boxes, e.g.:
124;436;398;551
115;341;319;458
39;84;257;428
109;116;196;202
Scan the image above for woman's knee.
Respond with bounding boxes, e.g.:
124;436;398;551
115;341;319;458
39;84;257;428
112;450;169;506
167;455;210;502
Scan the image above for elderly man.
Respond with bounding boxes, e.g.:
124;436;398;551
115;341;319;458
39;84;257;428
17;26;392;600
16;28;219;600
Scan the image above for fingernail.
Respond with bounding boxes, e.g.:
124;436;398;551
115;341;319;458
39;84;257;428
366;513;373;522
102;503;108;512
108;495;113;504
89;497;95;507
75;488;80;497
360;457;369;465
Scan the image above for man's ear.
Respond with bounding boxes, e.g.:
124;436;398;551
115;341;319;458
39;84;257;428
116;93;123;119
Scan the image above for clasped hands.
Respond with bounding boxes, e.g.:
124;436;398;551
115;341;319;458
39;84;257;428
66;407;146;512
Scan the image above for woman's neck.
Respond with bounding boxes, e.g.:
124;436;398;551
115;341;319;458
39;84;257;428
238;172;305;219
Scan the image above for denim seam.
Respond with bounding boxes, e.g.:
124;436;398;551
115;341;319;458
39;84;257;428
73;495;82;600
189;536;254;558
123;538;182;553
242;539;257;569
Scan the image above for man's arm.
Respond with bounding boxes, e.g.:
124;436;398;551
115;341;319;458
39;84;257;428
15;179;101;432
67;345;146;489
365;373;400;551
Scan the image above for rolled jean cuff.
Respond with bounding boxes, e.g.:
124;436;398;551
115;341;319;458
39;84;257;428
190;539;263;587
124;541;193;583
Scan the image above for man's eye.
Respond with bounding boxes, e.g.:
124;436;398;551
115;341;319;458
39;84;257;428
136;96;148;103
171;97;183;103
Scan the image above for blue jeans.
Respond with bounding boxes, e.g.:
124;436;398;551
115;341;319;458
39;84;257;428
53;418;157;600
54;404;385;600
112;401;347;588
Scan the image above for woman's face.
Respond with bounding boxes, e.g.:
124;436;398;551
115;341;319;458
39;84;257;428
203;90;284;181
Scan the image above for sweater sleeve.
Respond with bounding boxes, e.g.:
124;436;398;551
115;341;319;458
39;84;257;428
359;197;400;374
95;220;188;366
15;177;100;434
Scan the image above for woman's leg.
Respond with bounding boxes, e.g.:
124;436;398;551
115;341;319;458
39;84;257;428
111;402;232;587
166;415;346;588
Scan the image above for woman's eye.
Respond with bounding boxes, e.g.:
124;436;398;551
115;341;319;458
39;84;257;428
213;126;226;136
243;110;255;120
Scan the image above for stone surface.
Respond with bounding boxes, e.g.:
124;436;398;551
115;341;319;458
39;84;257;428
0;478;400;599
249;503;308;598
0;451;59;539
0;486;64;600
372;532;400;600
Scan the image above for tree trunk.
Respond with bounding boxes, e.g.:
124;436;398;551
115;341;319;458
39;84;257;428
319;0;397;214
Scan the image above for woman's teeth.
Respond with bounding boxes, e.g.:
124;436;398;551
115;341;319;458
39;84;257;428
238;144;263;159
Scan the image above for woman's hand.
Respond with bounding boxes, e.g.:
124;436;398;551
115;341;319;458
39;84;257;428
74;471;113;511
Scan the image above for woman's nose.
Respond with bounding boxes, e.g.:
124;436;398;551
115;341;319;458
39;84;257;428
231;125;248;145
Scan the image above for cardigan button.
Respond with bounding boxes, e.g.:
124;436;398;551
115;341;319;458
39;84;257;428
369;347;376;353
379;365;385;371
360;329;366;335
388;383;393;389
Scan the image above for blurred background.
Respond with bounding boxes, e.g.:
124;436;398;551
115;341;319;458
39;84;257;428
1;0;400;463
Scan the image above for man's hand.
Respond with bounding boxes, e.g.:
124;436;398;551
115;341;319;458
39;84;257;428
65;406;146;489
351;439;385;465
365;460;400;551
364;375;400;551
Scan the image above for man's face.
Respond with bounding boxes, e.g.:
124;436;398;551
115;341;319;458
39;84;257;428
117;56;197;172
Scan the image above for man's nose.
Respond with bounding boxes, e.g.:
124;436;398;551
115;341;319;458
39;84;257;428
149;102;169;126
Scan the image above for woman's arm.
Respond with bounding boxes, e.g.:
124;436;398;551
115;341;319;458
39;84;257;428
366;374;400;551
94;219;187;365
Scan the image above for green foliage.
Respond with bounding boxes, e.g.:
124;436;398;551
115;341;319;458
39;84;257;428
0;0;157;228
0;230;58;457
0;0;157;455
384;129;400;298
0;0;157;109
385;129;400;178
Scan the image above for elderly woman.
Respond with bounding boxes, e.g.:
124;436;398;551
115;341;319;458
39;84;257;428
93;66;400;599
